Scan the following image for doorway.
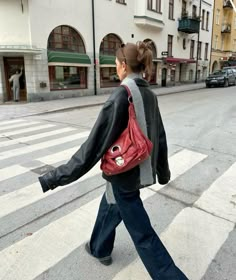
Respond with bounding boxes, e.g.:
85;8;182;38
161;68;167;87
4;57;26;101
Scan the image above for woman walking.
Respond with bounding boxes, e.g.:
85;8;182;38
39;41;189;280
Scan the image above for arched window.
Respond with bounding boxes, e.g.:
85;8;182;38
47;25;91;91
48;25;85;53
100;33;122;56
99;34;123;88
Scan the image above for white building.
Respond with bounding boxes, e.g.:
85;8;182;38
0;0;213;102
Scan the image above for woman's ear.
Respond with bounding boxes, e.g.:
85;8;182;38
122;61;127;73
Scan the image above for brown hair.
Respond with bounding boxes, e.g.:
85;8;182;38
116;41;153;80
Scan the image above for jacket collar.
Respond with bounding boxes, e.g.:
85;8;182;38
125;73;149;87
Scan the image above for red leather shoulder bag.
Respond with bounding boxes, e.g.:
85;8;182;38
100;85;153;176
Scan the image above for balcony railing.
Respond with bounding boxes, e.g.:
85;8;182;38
178;15;200;34
221;24;231;33
223;0;233;8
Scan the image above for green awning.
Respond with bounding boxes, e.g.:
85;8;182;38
48;51;91;66
99;55;116;66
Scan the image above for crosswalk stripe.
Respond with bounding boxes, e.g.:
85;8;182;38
0;162;101;219
140;149;207;199
0;165;29;182
0;119;26;126
0;121;40;132
113;163;236;280
194;162;236;223
0;149;207;280
0;124;56;137
0;127;76;148
0;131;90;161
37;146;79;165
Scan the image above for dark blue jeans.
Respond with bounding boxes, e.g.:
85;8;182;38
89;181;189;280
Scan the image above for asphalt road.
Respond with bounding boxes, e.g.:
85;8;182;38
0;86;235;280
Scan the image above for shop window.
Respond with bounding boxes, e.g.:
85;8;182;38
100;67;120;88
49;66;87;90
47;25;89;91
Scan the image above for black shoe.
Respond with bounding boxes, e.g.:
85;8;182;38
85;242;112;266
14;100;19;102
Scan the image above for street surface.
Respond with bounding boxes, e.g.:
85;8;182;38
0;86;235;280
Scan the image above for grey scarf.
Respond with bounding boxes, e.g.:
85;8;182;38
106;74;153;204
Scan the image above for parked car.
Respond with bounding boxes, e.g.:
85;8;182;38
205;69;236;88
223;66;236;70
109;73;120;82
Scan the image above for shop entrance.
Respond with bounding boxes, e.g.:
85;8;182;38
161;68;167;87
4;57;26;101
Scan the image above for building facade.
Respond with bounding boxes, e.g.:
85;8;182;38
0;0;213;103
210;0;236;72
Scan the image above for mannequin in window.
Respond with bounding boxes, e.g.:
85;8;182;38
9;67;23;102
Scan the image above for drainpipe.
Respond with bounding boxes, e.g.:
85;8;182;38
92;0;97;95
209;0;216;74
195;0;202;83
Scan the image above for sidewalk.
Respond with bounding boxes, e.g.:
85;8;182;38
0;82;205;120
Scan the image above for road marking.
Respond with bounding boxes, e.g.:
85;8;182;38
0;149;207;280
0;124;56;137
0;165;29;182
194;162;236;223
141;149;207;199
0;119;26;126
37;146;79;165
0;121;40;132
0;162;101;218
0;131;90;160
113;163;236;280
0;127;76;148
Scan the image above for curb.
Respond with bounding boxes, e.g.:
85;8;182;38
33;84;206;116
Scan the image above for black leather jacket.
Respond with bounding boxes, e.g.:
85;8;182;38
38;78;170;193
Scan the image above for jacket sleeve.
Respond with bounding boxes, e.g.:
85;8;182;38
38;95;128;193
156;111;171;185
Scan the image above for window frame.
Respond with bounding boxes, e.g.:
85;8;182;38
201;9;205;30
147;0;161;13
190;40;195;59
167;35;173;57
169;0;174;20
206;11;210;31
204;43;209;60
197;41;202;59
48;25;85;53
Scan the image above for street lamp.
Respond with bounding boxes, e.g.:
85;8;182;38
194;0;202;83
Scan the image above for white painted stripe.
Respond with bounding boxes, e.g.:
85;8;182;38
0;165;29;182
160;208;234;280
37;146;79;165
0;121;40;132
0;149;207;280
0;162;101;218
112;208;234;280
0;131;89;160
0;127;76;148
140;149;207;200
0;119;26;126
113;163;236;280
194;162;236;223
0;124;56;137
